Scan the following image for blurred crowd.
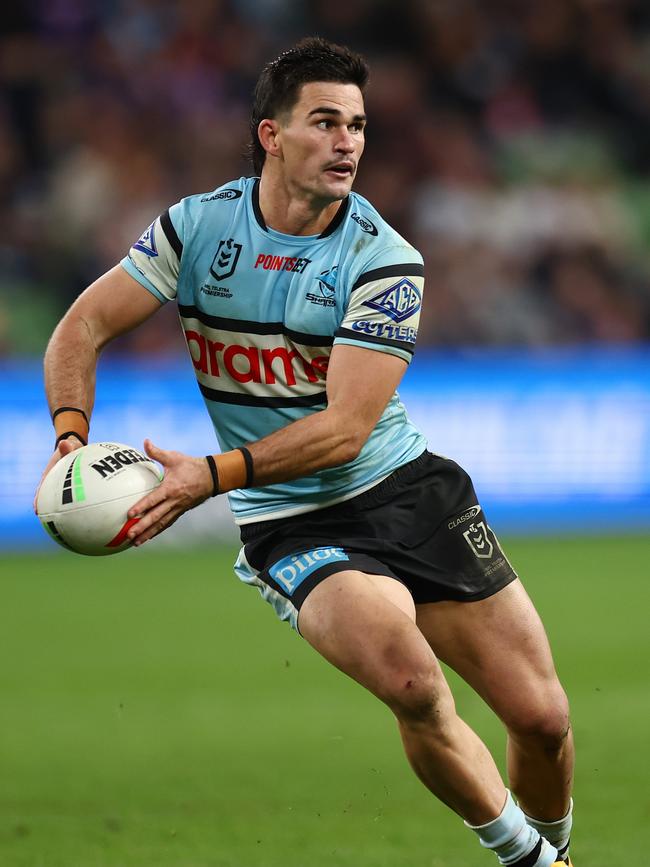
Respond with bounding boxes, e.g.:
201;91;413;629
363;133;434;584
1;0;650;355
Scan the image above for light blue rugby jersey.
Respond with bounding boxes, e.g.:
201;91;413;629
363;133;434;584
121;176;427;524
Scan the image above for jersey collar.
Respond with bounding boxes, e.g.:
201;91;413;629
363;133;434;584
251;178;350;239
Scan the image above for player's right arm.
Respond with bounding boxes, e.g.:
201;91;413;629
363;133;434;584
37;265;164;495
45;264;163;423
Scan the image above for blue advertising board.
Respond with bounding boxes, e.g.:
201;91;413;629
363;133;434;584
2;347;649;548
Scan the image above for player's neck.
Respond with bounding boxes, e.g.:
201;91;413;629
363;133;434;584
257;174;343;236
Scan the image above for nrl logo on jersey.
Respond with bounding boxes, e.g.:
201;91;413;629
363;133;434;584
306;266;338;308
133;221;158;257
210;238;242;280
364;278;421;323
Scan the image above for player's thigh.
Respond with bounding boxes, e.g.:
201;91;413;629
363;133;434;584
298;570;447;713
415;579;569;735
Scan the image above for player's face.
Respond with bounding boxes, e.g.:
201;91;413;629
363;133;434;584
277;81;366;202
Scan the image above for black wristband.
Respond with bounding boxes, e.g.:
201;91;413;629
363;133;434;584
52;406;89;425
55;431;88;448
238;446;255;488
205;454;220;497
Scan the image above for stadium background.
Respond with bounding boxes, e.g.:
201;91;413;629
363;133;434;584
1;3;649;866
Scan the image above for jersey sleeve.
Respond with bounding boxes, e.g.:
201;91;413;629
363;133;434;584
334;248;425;363
120;203;185;302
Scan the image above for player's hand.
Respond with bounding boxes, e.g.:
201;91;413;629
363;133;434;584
126;439;214;545
33;436;85;513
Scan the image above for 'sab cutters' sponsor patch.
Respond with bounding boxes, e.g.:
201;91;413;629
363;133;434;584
133;221;158;257
364;278;421;323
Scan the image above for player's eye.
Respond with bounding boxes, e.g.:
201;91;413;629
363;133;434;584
317;119;333;129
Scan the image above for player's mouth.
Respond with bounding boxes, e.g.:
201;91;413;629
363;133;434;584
325;162;355;178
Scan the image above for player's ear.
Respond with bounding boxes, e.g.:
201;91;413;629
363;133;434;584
258;119;282;159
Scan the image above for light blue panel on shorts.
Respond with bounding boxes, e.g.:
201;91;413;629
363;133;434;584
268;547;349;595
234;546;300;630
234;545;351;631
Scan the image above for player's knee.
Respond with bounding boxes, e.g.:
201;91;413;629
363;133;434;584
507;684;571;752
381;666;452;726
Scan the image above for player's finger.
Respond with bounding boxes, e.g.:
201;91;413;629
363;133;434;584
127;484;168;521
127;469;176;517
34;453;59;512
59;438;83;456
132;504;183;545
33;439;84;513
127;499;171;541
127;486;183;534
143;438;169;464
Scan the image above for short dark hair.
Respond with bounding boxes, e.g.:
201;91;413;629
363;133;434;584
249;37;370;175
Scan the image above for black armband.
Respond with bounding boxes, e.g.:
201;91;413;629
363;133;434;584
52;406;89;425
237;446;255;488
205;454;220;497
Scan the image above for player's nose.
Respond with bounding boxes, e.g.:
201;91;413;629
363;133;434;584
334;129;356;153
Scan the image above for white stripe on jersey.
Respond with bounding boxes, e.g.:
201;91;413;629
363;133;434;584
128;216;179;300
338;273;424;350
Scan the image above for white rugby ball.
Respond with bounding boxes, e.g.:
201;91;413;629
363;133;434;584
36;442;163;556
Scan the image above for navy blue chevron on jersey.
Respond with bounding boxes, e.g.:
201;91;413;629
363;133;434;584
121;176;427;523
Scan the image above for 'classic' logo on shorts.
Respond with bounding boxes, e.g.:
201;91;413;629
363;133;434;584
463;522;494;559
448;505;481;530
269;547;349;593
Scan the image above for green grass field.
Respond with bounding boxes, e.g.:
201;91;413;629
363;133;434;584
1;536;648;867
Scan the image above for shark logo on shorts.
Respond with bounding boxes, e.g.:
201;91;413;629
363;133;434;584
463;522;494;559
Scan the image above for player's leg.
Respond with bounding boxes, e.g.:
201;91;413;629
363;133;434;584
298;569;560;865
298;568;506;824
416;578;574;858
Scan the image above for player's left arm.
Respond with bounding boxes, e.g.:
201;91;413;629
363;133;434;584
126;344;408;545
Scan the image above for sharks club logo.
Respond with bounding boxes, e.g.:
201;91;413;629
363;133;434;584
306;265;338;308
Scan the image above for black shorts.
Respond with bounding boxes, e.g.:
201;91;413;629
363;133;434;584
235;451;517;630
